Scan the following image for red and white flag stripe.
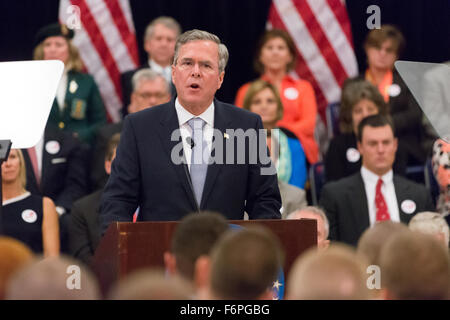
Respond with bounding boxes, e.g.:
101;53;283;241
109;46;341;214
268;0;358;121
59;0;139;122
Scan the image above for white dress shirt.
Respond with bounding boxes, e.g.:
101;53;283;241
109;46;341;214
175;98;214;172
361;166;400;225
149;59;172;84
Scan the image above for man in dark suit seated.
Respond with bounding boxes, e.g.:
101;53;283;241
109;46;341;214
70;134;120;265
120;16;180;117
319;114;434;246
22;125;87;215
91;69;171;190
100;29;282;233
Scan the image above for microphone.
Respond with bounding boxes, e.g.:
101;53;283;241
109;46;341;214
186;136;195;149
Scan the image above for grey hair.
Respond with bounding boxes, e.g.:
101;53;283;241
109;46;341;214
287;206;330;239
409;212;450;247
144;16;181;42
172;29;229;74
131;68;170;93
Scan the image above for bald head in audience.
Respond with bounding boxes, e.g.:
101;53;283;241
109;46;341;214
0;237;34;299
287;206;330;250
408;211;449;248
6;255;100;300
380;231;450;300
109;268;194;300
287;244;370;300
207;227;284;300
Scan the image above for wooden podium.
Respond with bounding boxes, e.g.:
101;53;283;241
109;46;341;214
92;219;317;294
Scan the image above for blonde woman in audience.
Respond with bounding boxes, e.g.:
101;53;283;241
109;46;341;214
2;149;59;256
409;211;449;248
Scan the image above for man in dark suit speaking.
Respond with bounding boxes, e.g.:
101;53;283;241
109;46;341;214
100;30;281;233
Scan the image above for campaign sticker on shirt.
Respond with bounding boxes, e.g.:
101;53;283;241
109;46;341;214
45;141;60;155
388;84;401;97
346;148;360;163
401;200;416;214
284;87;299;100
22;209;37;223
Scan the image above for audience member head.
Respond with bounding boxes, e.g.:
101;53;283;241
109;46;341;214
339;79;388;134
172;29;228;113
6;255;100;300
0;237;34;299
208;227;284;300
33;23;83;72
357;114;397;176
144;16;181;67
2;149;27;191
287;207;330;250
104;133;120;175
164;212;228;292
364;24;405;72
242;80;283;130
357;221;409;267
129;68;171;113
432;138;450;215
254;29;296;75
409;211;449;247
380;231;450;300
287;244;370;300
109;268;194;300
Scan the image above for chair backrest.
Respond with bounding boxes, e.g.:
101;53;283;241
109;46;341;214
309;162;326;205
424;158;440;206
325;102;340;139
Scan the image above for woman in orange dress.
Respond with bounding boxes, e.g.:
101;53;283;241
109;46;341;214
235;29;318;165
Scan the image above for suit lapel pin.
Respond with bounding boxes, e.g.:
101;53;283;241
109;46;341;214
224;133;229;139
69;80;78;94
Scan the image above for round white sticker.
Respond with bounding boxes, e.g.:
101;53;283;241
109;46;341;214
284;87;299;100
22;209;38;223
388;84;401;97
346;148;360;163
401;200;416;214
45;141;60;155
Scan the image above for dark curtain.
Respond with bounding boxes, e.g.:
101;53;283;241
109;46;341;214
1;0;448;105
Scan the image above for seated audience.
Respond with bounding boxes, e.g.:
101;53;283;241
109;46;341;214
431;138;450;218
287;244;370;300
5;255;99;300
2;149;59;256
108;269;194;300
34;23;106;145
287;206;330;250
120;16;181;117
163;212;228;297
320;115;434;246
91;69;171;190
70;134;120;265
358;24;427;165
408;211;449;247
325;79;406;182
379;231;450;300
243;80;308;189
206;227;284;300
235;29;319;165
0;237;34;300
22;125;87;215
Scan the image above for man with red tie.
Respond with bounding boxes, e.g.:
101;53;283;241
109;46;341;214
320;114;434;246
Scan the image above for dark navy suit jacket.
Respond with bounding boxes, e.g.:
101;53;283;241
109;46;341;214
100;98;281;233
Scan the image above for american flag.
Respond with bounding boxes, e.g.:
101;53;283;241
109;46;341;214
58;0;139;123
267;0;358;122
